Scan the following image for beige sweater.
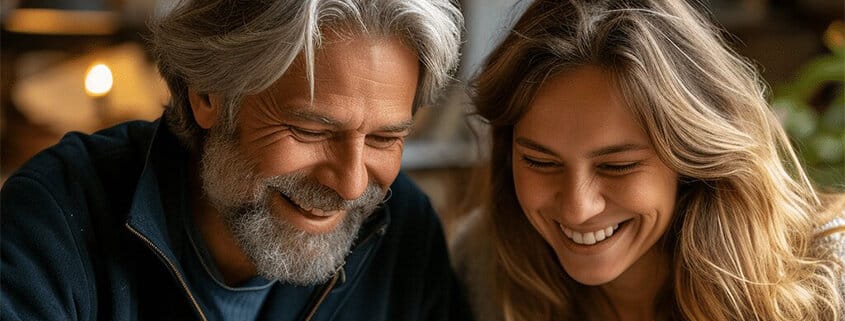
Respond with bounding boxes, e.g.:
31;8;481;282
449;210;500;321
814;217;845;300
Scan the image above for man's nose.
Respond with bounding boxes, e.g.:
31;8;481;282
321;139;368;201
557;173;606;225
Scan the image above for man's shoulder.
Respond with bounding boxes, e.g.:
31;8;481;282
2;120;159;217
387;171;429;201
9;120;156;182
383;172;435;218
378;171;444;239
0;119;187;321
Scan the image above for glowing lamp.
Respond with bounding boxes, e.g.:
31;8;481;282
84;63;112;97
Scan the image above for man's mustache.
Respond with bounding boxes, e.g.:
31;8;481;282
263;173;386;212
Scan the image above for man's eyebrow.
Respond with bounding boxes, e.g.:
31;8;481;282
587;143;649;158
514;137;560;158
285;107;413;133
285;108;341;127
376;119;414;133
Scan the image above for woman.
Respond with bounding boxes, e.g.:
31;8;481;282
453;0;845;320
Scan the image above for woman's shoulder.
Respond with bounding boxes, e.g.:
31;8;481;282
814;216;845;263
812;208;845;306
814;193;845;262
449;208;502;321
449;208;495;289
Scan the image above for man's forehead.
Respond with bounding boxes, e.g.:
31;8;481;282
246;35;418;128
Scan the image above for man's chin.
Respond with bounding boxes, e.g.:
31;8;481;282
238;203;362;285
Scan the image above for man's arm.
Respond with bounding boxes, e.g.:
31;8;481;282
2;174;95;321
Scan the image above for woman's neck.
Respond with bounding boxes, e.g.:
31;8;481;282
596;246;671;321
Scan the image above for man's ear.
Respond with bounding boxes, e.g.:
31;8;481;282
188;88;219;129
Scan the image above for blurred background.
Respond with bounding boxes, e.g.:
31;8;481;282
1;0;843;233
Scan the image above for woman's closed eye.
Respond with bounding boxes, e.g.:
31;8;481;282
521;156;560;169
598;162;640;174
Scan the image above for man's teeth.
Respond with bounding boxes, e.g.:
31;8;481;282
309;208;333;217
560;224;620;245
282;194;343;217
291;200;337;217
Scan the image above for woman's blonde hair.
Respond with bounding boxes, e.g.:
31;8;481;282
471;0;843;320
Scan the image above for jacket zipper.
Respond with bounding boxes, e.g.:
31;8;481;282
299;222;386;321
300;268;343;321
125;223;209;321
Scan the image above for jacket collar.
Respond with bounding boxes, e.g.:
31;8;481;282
125;117;191;266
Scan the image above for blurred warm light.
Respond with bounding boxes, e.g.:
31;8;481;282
4;8;117;35
823;20;844;51
85;63;113;97
13;43;170;134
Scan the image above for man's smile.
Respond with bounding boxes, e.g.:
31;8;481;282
272;191;347;234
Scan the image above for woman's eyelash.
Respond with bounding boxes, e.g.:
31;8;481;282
521;154;642;174
599;162;640;173
522;156;558;168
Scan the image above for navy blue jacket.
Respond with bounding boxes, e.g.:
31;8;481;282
1;119;470;321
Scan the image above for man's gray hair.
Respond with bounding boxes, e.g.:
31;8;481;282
150;0;463;150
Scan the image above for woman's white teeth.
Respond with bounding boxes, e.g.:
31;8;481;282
560;223;620;245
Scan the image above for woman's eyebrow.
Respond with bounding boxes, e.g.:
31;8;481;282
514;137;560;157
587;143;649;158
515;137;649;158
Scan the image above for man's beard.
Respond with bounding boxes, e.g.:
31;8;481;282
198;127;386;285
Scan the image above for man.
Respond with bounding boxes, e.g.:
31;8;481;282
1;0;468;320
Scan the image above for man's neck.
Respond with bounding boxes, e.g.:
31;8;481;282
597;246;671;321
189;161;257;286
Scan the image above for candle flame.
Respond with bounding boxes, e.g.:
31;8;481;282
85;63;113;97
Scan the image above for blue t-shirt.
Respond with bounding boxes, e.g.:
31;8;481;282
180;213;274;321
